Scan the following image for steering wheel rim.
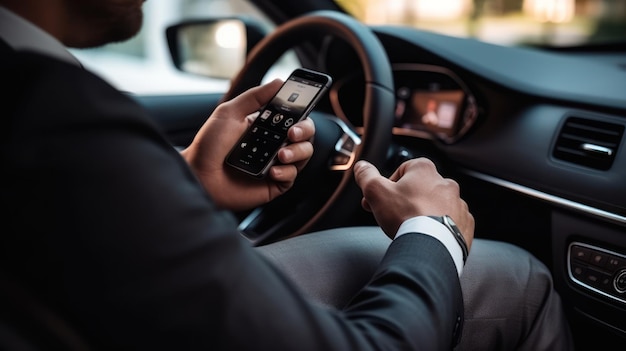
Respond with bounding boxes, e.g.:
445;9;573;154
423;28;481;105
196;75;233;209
225;10;395;245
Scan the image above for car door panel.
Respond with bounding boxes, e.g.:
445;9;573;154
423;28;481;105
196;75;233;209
132;93;223;148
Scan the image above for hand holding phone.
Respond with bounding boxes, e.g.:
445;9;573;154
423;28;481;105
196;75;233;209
226;68;332;177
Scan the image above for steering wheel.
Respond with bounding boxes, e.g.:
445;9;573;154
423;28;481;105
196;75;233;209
224;10;395;245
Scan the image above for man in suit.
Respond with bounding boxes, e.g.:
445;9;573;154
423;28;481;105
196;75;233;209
0;0;573;350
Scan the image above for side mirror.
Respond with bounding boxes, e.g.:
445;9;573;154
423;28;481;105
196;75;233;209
166;18;268;79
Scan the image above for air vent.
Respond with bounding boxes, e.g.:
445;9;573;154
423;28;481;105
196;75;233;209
553;117;624;170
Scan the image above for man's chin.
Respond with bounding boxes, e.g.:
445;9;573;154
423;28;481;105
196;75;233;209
67;14;143;49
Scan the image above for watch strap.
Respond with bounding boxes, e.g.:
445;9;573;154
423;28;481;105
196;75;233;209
428;215;469;264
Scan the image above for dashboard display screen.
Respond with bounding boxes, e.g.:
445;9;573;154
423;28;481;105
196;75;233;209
330;64;478;143
395;89;465;137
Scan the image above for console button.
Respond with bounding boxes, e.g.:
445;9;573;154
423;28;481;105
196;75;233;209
607;256;626;271
583;268;601;285
615;269;626;294
588;251;607;268
583;268;612;290
570;262;586;279
571;245;592;263
568;242;626;304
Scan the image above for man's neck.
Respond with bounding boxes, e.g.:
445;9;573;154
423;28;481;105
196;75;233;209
0;0;65;41
0;5;81;66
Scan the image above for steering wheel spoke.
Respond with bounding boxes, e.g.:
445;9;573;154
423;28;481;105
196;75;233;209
329;117;361;171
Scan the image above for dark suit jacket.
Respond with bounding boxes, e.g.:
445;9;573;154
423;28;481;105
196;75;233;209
1;42;463;350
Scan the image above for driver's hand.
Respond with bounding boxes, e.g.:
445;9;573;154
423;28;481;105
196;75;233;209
353;158;474;250
181;79;315;211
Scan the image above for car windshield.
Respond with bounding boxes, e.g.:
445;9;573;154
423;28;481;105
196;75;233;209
70;0;626;95
336;0;626;47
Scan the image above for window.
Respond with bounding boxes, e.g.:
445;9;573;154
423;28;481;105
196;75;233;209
71;0;275;95
337;0;626;47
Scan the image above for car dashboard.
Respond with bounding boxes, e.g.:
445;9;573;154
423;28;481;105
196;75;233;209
320;25;626;346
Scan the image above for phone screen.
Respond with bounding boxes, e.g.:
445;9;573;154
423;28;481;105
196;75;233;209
226;68;332;177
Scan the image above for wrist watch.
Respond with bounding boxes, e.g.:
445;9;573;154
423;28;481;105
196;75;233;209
428;215;469;264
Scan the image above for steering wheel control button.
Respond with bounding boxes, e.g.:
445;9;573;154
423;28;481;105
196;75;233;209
568;242;626;304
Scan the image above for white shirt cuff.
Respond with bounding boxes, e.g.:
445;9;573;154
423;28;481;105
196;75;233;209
396;216;464;276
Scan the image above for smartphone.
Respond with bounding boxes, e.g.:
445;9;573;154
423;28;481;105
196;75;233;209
225;68;333;177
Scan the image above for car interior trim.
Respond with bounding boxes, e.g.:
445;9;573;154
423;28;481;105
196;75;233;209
330;116;361;171
581;143;613;157
464;170;626;226
567;242;626;305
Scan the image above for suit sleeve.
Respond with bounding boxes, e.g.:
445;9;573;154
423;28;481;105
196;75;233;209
1;52;463;351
